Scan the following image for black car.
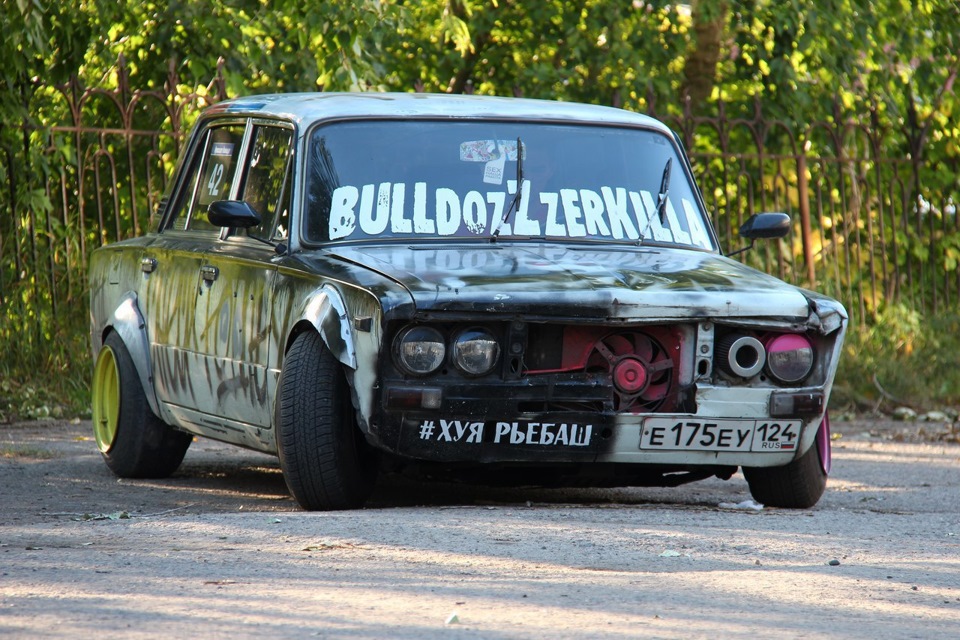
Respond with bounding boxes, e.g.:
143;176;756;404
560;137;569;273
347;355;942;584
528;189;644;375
89;93;847;510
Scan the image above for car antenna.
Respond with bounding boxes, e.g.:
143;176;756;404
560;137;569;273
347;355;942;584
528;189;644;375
492;137;523;241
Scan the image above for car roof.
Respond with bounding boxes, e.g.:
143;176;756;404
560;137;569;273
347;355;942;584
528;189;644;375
202;92;673;133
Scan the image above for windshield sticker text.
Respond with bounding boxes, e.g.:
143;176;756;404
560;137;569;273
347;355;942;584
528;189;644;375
210;142;234;157
328;180;711;249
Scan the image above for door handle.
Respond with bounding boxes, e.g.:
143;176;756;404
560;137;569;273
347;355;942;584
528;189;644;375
140;257;157;273
200;265;219;282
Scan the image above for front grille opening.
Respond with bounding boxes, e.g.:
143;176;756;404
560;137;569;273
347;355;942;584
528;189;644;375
524;325;683;413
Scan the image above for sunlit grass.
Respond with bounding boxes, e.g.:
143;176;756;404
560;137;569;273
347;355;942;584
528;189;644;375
0;313;91;423
832;304;960;415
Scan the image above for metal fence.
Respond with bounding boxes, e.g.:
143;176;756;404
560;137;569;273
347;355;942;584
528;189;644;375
1;58;226;319
2;57;958;334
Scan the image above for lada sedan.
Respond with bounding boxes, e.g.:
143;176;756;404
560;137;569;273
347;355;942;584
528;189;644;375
89;93;846;510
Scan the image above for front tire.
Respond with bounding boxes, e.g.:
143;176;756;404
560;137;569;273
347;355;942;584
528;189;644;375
742;422;828;509
91;332;192;478
277;331;378;510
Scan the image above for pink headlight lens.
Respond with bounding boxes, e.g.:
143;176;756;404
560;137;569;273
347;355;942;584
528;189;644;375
765;334;814;384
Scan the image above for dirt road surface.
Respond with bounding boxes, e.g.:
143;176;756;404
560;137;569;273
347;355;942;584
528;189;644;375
1;419;958;639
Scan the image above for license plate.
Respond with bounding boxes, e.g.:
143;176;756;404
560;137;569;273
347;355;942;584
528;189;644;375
640;418;801;452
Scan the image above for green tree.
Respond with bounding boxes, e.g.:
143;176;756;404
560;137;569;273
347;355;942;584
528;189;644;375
382;1;691;109
1;0;959;417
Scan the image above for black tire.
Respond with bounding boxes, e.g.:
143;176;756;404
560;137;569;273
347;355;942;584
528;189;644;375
92;332;192;478
277;331;378;510
742;440;827;508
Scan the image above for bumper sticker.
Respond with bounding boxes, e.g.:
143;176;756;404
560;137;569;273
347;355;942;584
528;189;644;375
417;419;593;447
418;420;484;443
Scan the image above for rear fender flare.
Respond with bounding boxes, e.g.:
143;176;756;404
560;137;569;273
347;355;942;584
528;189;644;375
100;293;160;416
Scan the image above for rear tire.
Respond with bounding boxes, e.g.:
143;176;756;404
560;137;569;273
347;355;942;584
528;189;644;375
743;430;827;509
92;332;192;478
277;331;377;510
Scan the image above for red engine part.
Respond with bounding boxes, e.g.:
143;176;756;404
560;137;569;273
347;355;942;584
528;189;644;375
584;331;676;412
524;326;680;413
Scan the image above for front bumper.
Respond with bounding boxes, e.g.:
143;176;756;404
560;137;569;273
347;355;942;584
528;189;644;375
369;382;826;468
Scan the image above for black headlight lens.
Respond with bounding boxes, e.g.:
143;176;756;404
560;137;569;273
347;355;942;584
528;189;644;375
394;326;445;375
452;328;500;376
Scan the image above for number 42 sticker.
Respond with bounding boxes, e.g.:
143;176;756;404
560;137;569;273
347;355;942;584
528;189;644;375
207;162;225;197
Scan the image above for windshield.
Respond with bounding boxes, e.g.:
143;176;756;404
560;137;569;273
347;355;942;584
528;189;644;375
303;120;716;250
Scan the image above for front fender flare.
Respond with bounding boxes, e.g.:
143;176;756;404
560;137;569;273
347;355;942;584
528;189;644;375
299;284;357;370
101;293;160;416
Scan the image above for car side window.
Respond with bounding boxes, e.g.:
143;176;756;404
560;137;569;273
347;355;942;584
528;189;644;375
169;123;246;232
238;125;294;239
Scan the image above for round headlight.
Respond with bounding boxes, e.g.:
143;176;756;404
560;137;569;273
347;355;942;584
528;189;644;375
394;326;445;375
765;334;814;384
453;328;500;376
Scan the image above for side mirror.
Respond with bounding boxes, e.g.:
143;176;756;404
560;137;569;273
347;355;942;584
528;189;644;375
739;212;790;240
208;200;262;228
727;213;790;257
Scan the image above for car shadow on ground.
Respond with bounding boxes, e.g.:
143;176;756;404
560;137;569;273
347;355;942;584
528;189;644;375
3;422;749;519
170;455;744;512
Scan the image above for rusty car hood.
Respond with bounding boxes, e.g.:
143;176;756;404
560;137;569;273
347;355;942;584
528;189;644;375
322;243;812;320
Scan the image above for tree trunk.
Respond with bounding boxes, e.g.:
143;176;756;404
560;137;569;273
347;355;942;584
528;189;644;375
680;0;729;112
447;32;490;94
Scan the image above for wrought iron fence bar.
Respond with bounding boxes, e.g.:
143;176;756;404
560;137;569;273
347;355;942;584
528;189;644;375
1;60;957;345
48;124;173;137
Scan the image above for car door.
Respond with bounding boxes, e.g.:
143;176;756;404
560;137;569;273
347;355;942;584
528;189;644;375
193;122;295;435
143;119;248;426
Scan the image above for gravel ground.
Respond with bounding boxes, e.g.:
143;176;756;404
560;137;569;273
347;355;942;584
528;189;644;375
1;418;959;639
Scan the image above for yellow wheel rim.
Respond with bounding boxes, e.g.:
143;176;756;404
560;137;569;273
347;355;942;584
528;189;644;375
92;345;120;453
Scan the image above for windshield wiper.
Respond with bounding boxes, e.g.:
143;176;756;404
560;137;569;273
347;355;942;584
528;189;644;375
656;157;672;224
636;157;672;242
492;137;524;240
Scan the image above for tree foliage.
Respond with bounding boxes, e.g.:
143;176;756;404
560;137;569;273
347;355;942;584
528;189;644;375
1;0;958;415
5;1;955;131
381;1;688;107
